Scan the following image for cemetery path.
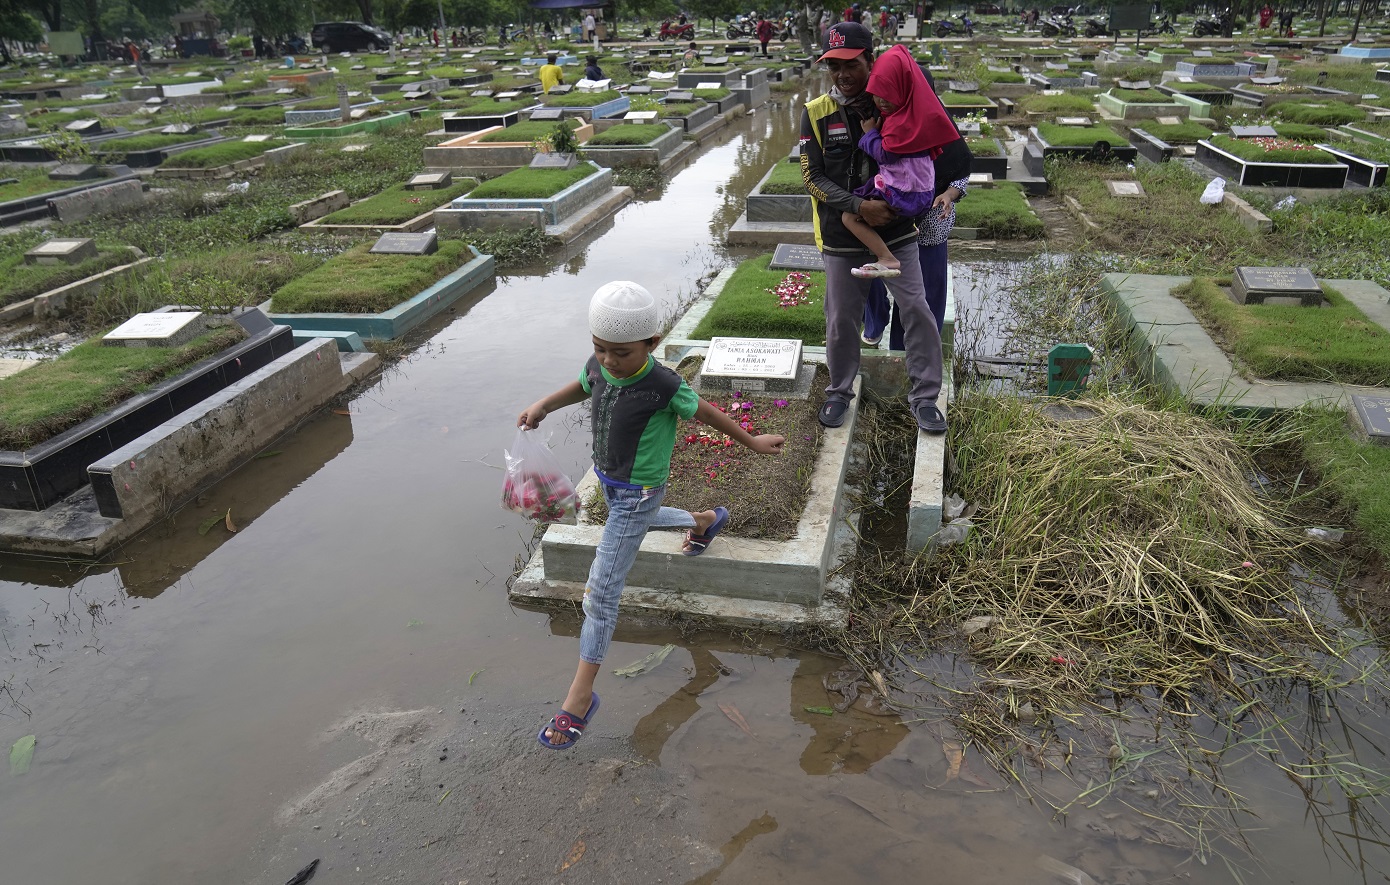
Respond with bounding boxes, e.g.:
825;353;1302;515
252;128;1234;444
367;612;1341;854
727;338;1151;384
0;78;1387;885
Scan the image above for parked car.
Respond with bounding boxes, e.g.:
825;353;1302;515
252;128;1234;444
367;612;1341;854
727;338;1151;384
974;3;1003;14
310;21;392;53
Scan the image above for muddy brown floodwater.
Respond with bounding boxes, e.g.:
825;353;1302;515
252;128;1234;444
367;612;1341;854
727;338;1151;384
2;82;1389;885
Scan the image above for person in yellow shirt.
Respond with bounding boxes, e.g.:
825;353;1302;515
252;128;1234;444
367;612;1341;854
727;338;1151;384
539;53;564;92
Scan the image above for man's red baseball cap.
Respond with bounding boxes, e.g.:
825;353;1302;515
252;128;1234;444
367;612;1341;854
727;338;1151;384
819;22;874;62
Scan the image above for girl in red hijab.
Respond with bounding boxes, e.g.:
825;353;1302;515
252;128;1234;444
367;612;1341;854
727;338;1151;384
844;44;960;278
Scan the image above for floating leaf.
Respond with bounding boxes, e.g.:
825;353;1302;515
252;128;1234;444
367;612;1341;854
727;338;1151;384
437;788;451;805
332;409;351;416
10;735;35;775
942;739;963;782
197;512;223;536
612;643;675;678
559;837;585;871
718;702;755;738
406;619;424;629
254;450;283;459
468;668;485;685
224;509;238;533
962;616;996;635
803;706;835;716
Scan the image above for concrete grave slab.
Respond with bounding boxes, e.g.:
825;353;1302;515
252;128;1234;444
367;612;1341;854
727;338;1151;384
530;107;564;120
1106;180;1146;197
1231;124;1278;138
48;163;102;181
103;310;206;348
24;238;97;265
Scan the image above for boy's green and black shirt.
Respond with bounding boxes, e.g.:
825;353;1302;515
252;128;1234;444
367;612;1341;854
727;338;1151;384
581;355;699;488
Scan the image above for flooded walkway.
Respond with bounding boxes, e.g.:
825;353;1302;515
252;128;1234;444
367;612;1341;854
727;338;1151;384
1;85;1387;885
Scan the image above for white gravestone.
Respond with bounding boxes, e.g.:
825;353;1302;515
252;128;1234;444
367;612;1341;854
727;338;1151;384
700;337;803;393
103;311;206;348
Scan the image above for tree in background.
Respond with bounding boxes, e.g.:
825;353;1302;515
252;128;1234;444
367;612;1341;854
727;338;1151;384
0;0;45;61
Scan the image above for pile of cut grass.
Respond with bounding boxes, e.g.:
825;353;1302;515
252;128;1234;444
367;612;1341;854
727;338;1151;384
955;181;1044;239
1173;277;1390;386
476;119;578;143
0;326;246;450
319;177;477;224
160;139;290;168
269;240;474;314
586;123;668;145
757;160;806;194
689;254;826;345
467;163;593;199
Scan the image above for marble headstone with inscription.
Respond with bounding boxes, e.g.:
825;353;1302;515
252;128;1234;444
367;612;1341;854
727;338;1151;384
769;243;824;272
1230;266;1322;306
699;337;805;394
103;311;206;348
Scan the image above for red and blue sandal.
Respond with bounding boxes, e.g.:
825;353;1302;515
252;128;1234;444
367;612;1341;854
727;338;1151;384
682;507;730;557
537;692;600;750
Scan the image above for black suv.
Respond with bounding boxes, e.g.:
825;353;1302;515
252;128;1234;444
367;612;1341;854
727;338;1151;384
310;22;392;53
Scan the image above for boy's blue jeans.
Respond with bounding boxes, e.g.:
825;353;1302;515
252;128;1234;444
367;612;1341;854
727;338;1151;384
581;483;695;665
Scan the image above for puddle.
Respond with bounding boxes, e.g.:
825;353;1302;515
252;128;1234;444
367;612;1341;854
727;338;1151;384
0;81;1387;885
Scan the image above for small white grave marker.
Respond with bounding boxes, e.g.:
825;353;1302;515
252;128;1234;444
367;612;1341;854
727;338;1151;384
968;172;995;188
696;81;723;90
1155;115;1182;126
623;110;659;123
243;134;272;142
1106;180;1146;198
103;311;206;348
700;337;803;393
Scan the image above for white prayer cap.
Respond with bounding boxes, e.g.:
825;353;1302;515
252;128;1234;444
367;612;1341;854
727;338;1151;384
588;281;659;342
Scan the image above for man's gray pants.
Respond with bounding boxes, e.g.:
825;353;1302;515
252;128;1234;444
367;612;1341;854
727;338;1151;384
821;239;943;409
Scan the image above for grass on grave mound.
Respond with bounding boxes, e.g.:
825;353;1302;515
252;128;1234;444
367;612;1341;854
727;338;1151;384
268;239;475;314
940;92;993;107
159;139;291;168
1036;122;1127;147
690;255;826;345
1209;134;1339;164
1138;121;1212;144
466;163;593;198
1163;81;1229;96
0;326;247;450
1109;88;1172;103
1173;277;1390;386
758;160;806;194
476;118;579;142
1273;102;1365;126
659;101;701;118
224;106;288;126
447;98;534;116
0;165;85;201
1271;122;1336;143
965;135;1002;156
692;87;730;100
320;177;478;224
956;182;1044;239
544;89;620;107
0;247;132;308
1017;92;1097;114
586;124;668;145
1296;408;1390;556
94;132;207;155
586;360;828;541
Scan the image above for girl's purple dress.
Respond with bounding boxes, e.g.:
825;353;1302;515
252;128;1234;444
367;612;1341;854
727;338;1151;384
853;129;936;218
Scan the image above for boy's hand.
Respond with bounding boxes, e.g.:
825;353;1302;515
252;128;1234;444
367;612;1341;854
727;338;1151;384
749;434;786;455
518;402;548;428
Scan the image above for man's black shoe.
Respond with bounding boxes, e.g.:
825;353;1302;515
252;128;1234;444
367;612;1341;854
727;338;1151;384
818;399;849;428
915;402;947;434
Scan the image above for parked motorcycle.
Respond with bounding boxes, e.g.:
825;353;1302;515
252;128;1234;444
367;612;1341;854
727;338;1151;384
1039;8;1076;37
935;13;975;37
1083;13;1110;37
726;15;756;39
497;23;529;45
1152;12;1176;34
1192;8;1233;37
658;19;695;40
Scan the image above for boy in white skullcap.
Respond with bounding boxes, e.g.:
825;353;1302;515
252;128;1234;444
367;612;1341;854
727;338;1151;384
518;281;785;750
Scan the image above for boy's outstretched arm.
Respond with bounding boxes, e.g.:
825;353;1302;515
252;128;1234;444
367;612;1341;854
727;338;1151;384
518;381;587;429
694;399;785;455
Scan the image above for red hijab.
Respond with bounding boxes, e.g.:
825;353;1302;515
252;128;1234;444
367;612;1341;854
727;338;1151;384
867;44;958;155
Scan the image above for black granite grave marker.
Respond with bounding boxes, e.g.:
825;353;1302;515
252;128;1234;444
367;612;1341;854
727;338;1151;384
770;243;824;271
370;232;439;255
530;152;578;170
530;107;564;120
1230;266;1322;305
1352;394;1390;445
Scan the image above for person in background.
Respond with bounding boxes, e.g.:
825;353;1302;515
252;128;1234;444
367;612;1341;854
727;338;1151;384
538;53;564;92
755;14;775;55
584;54;604;80
683;40;700;64
1259;3;1274;28
584;11;596;41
